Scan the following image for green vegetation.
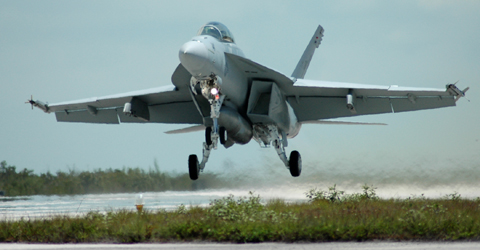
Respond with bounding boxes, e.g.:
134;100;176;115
1;186;479;243
0;161;227;196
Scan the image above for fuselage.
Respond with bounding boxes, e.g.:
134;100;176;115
178;22;301;145
179;30;248;110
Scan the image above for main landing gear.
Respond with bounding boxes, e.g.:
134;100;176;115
253;124;302;177
188;74;225;180
288;150;302;177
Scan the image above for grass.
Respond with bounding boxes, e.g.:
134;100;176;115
1;186;479;243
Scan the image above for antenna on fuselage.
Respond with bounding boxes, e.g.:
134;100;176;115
291;25;324;79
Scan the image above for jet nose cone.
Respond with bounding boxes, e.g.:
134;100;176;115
179;41;208;72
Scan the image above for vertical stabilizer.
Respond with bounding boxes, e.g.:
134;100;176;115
291;25;324;79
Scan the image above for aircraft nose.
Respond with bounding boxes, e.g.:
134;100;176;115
179;41;208;72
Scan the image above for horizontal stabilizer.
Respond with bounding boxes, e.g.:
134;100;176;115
291;25;324;79
165;125;206;134
302;120;387;126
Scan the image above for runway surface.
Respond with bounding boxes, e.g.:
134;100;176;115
1;242;480;250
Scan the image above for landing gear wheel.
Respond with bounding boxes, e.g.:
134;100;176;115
205;127;212;146
219;127;227;145
289;150;302;177
188;154;199;180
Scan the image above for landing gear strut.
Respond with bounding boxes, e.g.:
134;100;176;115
188;74;224;180
253;124;302;177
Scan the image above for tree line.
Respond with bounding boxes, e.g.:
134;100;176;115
0;161;227;196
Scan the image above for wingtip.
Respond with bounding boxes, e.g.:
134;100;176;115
26;96;50;113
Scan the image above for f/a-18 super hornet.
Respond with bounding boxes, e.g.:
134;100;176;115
28;22;468;180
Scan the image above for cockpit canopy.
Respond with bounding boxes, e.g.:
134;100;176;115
197;22;235;43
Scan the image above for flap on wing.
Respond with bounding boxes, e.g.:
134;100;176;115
117;102;202;124
48;85;179;112
292;79;448;97
56;109;119;124
288;96;392;121
390;97;455;113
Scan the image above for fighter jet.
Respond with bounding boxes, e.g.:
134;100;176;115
28;22;468;180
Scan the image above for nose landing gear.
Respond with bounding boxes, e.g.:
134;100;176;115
188;74;225;180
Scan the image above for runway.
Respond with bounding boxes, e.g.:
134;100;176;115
1;242;480;250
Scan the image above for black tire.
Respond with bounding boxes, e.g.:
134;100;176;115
188;154;199;180
219;127;227;145
205;127;212;146
289;150;302;177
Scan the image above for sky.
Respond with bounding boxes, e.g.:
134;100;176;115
1;0;479;190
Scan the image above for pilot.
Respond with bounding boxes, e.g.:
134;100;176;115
220;31;232;42
204;27;220;39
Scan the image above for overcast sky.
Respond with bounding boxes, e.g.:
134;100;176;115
1;1;479;184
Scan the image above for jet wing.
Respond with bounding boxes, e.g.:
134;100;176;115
36;64;203;125
224;53;466;121
286;79;466;122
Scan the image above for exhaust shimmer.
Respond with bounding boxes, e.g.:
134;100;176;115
215;155;480;199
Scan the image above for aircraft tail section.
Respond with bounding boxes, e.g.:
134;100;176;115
291;25;324;79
